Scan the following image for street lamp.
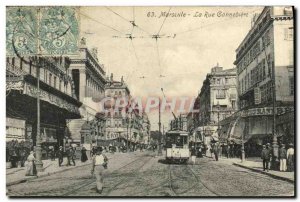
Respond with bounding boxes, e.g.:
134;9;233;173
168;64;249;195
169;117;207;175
35;57;43;172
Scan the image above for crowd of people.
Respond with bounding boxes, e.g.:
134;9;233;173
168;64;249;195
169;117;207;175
6;140;32;168
206;141;295;173
261;143;294;172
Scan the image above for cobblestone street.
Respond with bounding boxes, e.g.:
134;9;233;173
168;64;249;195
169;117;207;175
7;151;294;197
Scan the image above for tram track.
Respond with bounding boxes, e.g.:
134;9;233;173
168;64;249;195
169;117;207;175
103;155;153;196
187;165;220;196
64;154;153;196
9;153;152;197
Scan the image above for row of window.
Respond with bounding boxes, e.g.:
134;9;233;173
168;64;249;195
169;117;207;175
211;77;231;85
260;81;273;104
216;90;226;99
86;75;103;93
237;30;271;75
43;69;72;95
239;54;273;94
7;57;72;96
236;12;270;60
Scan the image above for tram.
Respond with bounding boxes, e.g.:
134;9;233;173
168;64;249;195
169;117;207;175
165;130;190;163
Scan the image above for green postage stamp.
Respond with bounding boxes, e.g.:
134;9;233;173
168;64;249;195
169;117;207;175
6;7;38;56
6;6;80;56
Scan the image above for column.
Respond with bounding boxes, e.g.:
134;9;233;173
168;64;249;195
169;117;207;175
79;69;86;102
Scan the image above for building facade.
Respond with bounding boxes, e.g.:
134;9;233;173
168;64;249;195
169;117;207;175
6;56;82;153
67;38;107;149
197;65;238;145
103;74;150;147
230;6;294;157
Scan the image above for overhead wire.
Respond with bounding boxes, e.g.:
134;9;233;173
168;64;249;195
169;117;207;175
79;11;125;35
105;6;152;36
157;7;172;35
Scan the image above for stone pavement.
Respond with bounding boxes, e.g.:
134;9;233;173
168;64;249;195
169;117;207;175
218;156;294;183
6;151;132;186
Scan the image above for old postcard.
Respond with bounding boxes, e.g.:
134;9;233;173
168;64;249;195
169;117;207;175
6;6;295;197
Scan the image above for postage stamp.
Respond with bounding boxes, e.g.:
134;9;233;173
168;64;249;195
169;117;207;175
39;7;79;56
6;7;38;56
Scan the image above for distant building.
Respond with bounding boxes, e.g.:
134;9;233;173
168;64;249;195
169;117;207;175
103;74;150;147
197;65;238;145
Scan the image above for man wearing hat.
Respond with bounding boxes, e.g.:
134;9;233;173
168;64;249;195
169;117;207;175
91;147;108;194
261;145;271;172
279;144;287;171
266;143;272;170
190;146;197;165
287;143;294;172
57;146;64;167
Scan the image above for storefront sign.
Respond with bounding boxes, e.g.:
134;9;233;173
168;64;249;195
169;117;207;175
24;83;79;114
6;117;25;128
238;106;294;117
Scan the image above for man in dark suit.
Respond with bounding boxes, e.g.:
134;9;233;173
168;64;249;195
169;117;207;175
261;145;271;172
57;146;64;167
67;147;76;166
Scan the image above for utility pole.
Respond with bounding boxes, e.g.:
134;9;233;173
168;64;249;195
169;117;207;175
129;112;132;152
158;98;162;156
271;60;278;170
162;125;165;146
126;117;129;153
35;57;43;172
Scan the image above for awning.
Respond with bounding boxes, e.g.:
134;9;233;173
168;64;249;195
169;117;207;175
228;116;273;145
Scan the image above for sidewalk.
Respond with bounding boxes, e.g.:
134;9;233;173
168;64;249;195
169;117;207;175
6;151;126;186
218;157;295;183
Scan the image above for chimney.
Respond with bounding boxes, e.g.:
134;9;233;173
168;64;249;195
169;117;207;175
110;73;113;81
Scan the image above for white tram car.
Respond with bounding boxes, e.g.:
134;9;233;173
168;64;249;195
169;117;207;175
165;130;189;163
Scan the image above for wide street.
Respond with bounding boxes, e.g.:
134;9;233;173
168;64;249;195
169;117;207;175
7;151;294;197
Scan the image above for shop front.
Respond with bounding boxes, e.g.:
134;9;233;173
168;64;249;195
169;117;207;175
6;71;82;158
221;106;294;158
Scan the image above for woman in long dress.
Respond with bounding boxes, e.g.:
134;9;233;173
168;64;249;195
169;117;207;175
81;147;88;162
25;151;37;176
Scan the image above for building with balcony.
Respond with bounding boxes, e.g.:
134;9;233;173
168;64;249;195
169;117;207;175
197;65;238;146
6;56;82;153
102;74;150;148
228;6;294;156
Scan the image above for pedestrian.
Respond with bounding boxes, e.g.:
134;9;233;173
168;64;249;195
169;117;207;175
91;147;108;194
67;147;76;166
261;145;271;172
279;144;287;172
57;146;64;167
81;147;88;162
213;144;219;161
266;143;272;170
49;146;56;161
19;145;27;167
198;146;203;158
287;143;294;172
209;145;213;158
25;151;37;176
191;146;197;165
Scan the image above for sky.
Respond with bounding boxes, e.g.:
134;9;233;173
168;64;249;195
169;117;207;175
79;6;264;130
